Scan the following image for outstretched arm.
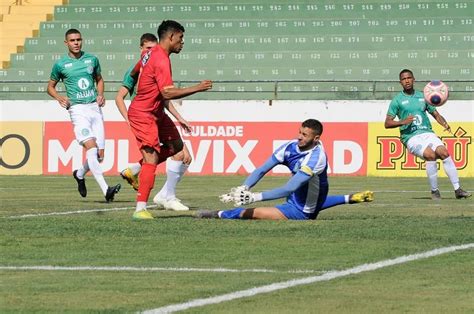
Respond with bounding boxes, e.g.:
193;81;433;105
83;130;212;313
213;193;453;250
229;171;312;206
243;156;280;189
430;110;451;133
161;81;213;100
261;171;311;201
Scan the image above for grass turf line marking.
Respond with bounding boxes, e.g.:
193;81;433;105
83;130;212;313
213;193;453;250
142;243;474;314
0;265;320;274
5;207;133;219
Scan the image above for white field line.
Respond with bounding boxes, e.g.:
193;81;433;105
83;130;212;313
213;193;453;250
0;265;320;274
5;207;133;218
142;243;474;314
4;198;473;219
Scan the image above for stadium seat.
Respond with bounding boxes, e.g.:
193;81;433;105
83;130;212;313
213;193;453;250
0;0;61;68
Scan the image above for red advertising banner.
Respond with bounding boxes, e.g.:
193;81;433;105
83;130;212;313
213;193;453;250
43;121;368;176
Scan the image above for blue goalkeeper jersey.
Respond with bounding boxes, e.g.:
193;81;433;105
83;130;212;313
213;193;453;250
272;140;328;214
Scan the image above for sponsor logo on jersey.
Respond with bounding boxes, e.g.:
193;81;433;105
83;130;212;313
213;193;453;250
84;59;92;64
141;50;152;67
64;63;72;68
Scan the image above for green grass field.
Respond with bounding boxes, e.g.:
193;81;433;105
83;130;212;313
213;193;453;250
1;175;473;313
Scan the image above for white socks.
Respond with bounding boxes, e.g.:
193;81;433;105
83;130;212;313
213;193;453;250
426;161;438;191
156;159;188;200
442;157;460;190
86;147;108;195
76;160;90;179
426;157;461;191
128;162;142;176
136;201;147;212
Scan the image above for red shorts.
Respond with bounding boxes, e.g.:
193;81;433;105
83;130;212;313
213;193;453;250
128;110;180;152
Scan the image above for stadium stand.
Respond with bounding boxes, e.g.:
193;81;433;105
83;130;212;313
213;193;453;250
0;0;64;68
0;0;473;100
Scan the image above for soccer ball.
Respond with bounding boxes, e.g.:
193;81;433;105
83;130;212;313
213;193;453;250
423;80;449;106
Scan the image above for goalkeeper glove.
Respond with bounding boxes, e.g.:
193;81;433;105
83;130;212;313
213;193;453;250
231;190;262;206
219;185;249;204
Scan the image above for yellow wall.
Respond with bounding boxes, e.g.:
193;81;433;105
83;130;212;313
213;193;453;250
0;122;43;175
368;122;473;177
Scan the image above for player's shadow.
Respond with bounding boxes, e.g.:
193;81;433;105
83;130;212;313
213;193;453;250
93;200;133;204
152;213;195;219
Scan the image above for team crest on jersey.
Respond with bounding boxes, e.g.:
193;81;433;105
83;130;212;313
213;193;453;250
86;65;94;74
78;78;90;90
141;50;152;66
81;128;90;136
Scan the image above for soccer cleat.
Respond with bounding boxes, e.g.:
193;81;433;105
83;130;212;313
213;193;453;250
120;168;139;191
349;191;374;204
153;194;167;208
431;189;442;200
73;170;87;197
132;209;154;220
164;198;190;211
455;188;472;199
196;210;220;219
105;184;121;202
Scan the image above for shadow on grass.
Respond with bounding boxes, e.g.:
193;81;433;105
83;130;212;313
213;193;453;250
151;213;196;219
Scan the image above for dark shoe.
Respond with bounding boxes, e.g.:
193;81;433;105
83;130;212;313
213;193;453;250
431;189;441;200
73;170;87;197
455;188;472;199
196;210;219;219
105;184;121;202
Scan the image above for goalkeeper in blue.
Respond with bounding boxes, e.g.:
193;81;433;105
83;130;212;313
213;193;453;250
197;119;373;220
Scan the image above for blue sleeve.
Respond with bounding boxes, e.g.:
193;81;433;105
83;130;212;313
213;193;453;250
261;171;311;201
243;155;280;188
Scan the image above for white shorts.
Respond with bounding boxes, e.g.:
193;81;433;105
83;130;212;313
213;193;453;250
406;132;444;159
68;102;105;149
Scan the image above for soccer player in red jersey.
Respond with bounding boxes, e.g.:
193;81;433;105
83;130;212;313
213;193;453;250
129;20;213;220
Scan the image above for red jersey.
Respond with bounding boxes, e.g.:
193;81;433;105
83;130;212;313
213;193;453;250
129;45;173;115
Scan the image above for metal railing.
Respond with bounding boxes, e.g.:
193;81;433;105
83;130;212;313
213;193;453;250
1;79;473;100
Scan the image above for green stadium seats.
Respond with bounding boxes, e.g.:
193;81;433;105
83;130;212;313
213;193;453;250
1;0;473;100
24;33;474;53
52;4;472;21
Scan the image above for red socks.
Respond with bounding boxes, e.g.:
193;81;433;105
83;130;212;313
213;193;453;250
136;163;157;202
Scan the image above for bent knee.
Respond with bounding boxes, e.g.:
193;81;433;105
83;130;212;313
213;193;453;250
436;147;450;159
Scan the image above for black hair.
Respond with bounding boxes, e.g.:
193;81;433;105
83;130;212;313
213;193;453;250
302;119;323;136
65;28;81;39
157;20;185;40
399;69;414;80
140;33;158;46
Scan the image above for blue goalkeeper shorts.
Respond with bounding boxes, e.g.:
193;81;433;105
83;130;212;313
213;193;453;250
275;203;312;220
